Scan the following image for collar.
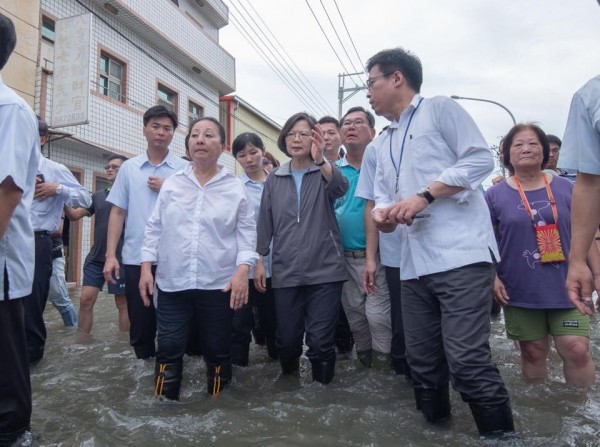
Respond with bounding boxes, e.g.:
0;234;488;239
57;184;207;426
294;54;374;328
388;93;424;131
141;149;178;168
180;162;229;185
239;169;269;184
274;160;323;176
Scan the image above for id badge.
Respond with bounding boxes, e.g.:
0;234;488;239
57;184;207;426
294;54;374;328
535;223;566;263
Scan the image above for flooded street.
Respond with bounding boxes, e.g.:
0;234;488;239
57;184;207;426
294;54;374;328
30;287;600;446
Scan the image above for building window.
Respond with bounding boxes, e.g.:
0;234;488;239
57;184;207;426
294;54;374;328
99;53;125;102
157;83;178;115
188;101;204;124
42;16;55;42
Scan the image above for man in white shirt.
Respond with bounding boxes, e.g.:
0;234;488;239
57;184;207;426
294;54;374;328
0;14;40;446
367;47;514;439
560;74;600;314
104;105;188;359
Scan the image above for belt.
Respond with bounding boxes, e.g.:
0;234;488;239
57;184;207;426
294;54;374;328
34;230;50;236
344;249;366;259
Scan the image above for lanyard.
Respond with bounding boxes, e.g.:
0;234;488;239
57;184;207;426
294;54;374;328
514;175;558;226
389;98;424;194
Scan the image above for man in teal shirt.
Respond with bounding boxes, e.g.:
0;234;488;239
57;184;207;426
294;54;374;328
335;106;392;368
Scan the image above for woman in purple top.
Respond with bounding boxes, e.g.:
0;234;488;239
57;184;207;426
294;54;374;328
486;123;600;386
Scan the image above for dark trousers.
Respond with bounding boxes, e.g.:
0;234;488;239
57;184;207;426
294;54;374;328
231;279;277;364
385;267;408;372
23;233;53;364
157;288;233;366
402;262;510;407
124;264;156;358
0;271;31;446
335;305;353;344
274;282;343;363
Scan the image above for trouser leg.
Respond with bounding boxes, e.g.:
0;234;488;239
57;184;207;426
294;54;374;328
385;266;409;376
124;264;156;359
274;287;305;373
252;278;278;359
341;258;371;353
365;261;392;358
231;299;254;367
335;305;354;357
47;255;77;327
23;233;52;364
0;271;32;446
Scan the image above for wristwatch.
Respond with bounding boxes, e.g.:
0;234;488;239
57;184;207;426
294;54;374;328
416;186;435;204
55;185;64;196
314;159;327;166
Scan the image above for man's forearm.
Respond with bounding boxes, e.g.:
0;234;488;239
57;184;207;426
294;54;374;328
364;200;379;262
106;206;126;257
570;173;600;264
0;179;22;239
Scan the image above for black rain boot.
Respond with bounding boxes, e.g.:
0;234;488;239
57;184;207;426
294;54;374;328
336;336;354;359
206;362;232;397
280;357;300;375
231;343;250;367
311;360;335;384
419;383;451;423
469;402;516;439
356;349;373;368
266;336;279;360
154;361;183;401
391;357;411;380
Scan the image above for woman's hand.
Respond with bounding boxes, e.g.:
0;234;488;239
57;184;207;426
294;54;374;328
310;124;326;164
493;275;509;307
224;264;250;310
138;263;154;307
253;257;267;293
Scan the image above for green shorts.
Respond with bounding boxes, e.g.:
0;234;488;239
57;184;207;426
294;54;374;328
504;306;590;341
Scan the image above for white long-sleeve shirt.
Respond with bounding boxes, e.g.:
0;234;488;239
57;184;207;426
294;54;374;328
373;94;499;280
141;163;257;291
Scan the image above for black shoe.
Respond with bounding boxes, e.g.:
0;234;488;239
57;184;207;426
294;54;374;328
154;361;183;401
280;357;300;375
470;402;515;438
206;362;232;396
418;383;451;423
311;360;335;384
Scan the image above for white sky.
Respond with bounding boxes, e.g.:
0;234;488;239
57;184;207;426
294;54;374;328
219;0;600;150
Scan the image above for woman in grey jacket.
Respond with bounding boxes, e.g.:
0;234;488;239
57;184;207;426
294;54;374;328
255;112;349;384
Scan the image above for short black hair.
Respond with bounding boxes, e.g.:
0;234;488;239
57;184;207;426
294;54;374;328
38;119;49;138
502;123;550;175
232;132;265;157
277;112;317;157
185;117;226;152
341;106;375;128
0;13;17;71
366;47;423;93
546;134;562;148
108;154;128;163
143;105;178;129
318;116;340;129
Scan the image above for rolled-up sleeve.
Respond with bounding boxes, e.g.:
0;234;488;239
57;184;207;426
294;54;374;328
57;165;92;208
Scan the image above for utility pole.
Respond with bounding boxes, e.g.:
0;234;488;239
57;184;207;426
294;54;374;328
338;72;366;120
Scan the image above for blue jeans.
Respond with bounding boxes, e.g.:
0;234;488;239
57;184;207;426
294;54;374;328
47;255;78;327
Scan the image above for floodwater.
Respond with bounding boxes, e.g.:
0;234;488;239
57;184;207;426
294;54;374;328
30;287;600;446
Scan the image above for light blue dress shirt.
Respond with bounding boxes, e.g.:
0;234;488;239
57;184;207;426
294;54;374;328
106;150;188;265
239;172;272;278
560;75;600;175
0;75;41;300
31;156;92;232
373;94;499;280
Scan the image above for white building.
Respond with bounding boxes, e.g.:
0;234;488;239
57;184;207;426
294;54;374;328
37;0;236;284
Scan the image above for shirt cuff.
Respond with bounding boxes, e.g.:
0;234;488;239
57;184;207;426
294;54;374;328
237;250;258;267
140;249;157;264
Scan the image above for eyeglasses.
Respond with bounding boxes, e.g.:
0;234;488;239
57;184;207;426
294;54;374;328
366;73;392;90
285;131;312;140
105;164;121;171
341;119;368;129
262;159;273;165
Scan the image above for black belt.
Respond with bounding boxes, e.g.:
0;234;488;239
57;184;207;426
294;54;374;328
34;231;50;236
344;249;366;259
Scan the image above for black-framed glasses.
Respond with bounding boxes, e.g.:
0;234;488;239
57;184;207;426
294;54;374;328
341;119;368;128
366;73;392;90
285;131;312;140
105;164;121;171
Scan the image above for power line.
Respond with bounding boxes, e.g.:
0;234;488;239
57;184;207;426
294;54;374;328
231;1;331;117
241;0;335;117
333;0;365;75
304;0;362;86
318;0;364;79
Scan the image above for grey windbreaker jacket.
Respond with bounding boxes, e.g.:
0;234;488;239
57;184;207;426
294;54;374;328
256;161;349;288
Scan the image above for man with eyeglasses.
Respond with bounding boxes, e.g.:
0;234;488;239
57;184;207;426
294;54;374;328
66;155;129;336
334;107;392;369
367;47;515;439
103;105;187;359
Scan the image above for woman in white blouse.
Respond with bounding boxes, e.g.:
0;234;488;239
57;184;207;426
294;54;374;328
139;117;257;400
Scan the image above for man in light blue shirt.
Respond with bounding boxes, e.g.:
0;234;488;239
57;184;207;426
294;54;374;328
25;119;91;365
367;47;514;439
104;105;187;359
0;14;40;445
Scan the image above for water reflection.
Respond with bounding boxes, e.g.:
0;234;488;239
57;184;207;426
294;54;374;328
30;287;600;446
